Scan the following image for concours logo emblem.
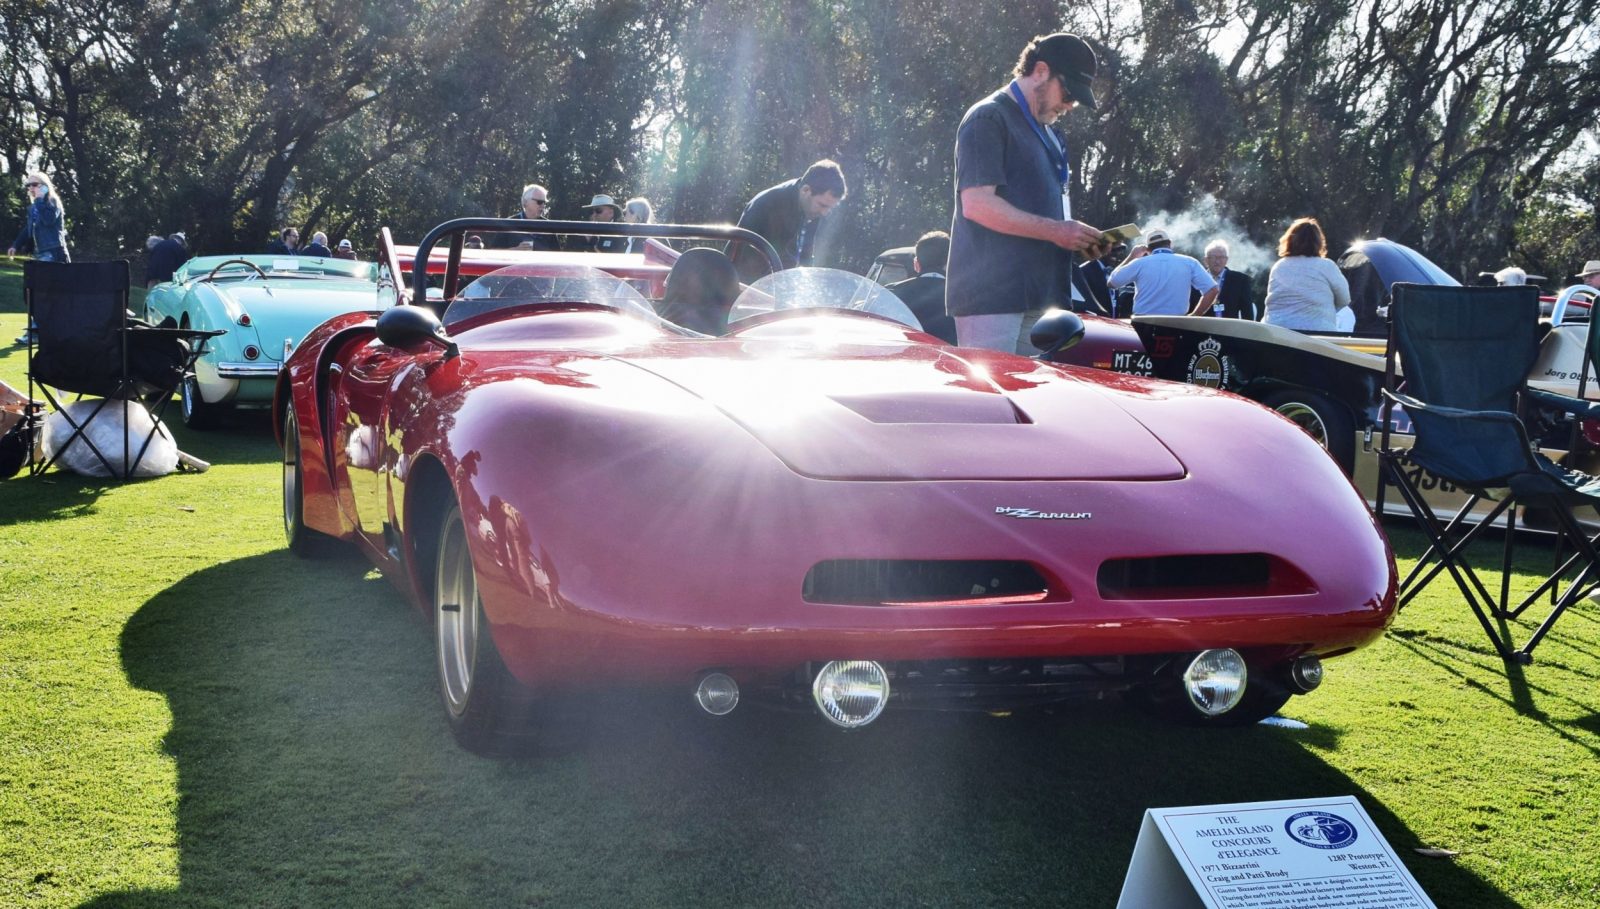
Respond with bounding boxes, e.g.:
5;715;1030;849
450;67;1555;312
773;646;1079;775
1283;811;1359;850
1186;336;1231;388
995;507;1092;520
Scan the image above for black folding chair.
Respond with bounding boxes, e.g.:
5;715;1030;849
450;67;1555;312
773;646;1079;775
24;260;221;479
1376;282;1600;664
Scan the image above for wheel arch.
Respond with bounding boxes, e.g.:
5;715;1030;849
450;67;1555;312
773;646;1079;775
402;452;456;617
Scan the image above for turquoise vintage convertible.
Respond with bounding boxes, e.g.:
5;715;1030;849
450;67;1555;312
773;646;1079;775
144;254;386;428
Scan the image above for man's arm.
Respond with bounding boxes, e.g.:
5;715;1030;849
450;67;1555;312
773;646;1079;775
959;186;1102;252
1106;245;1148;288
1188;262;1220;315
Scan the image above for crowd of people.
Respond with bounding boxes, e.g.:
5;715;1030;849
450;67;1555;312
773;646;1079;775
7;30;1590;354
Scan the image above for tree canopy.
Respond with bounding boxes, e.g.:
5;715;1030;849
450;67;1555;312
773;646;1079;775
3;0;1597;282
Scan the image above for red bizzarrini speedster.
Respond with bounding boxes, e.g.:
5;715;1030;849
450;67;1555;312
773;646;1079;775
277;218;1397;752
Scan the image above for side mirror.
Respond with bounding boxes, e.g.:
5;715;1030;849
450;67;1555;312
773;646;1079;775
1029;309;1086;361
377;305;457;359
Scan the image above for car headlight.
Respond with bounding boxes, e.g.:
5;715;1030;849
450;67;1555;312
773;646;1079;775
694;672;740;716
812;660;890;728
1183;649;1247;716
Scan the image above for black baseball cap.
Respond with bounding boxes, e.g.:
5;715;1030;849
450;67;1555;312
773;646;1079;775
1035;33;1098;109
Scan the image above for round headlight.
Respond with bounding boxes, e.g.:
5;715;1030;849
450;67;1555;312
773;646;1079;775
694;672;739;716
812;660;890;728
1183;649;1248;717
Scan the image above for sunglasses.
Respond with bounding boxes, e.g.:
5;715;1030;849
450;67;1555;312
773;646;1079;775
24;183;42;189
530;199;549;206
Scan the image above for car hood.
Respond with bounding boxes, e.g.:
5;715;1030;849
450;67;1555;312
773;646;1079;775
624;343;1187;481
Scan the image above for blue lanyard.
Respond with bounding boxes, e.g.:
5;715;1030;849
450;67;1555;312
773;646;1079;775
1008;81;1069;186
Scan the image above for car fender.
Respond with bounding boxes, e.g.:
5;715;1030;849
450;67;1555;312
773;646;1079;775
276;311;382;541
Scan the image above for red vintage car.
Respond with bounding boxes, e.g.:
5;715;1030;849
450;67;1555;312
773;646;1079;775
277;218;1397;752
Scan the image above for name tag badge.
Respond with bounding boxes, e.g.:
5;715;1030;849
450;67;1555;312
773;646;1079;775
1061;187;1072;222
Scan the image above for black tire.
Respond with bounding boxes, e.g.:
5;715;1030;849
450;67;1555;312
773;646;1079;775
434;502;538;753
1262;388;1355;475
282;402;341;557
1130;679;1294;727
179;369;233;430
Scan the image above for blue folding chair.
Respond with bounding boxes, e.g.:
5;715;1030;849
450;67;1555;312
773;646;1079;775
1377;283;1600;664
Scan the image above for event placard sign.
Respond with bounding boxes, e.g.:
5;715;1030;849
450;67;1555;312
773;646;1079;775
1116;796;1436;909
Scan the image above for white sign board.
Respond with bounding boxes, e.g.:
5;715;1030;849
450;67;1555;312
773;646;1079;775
1117;796;1436;909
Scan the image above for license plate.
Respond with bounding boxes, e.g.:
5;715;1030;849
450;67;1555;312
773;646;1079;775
1112;350;1154;375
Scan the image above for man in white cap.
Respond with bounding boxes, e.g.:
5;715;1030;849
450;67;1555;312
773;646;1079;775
946;33;1107;354
581;194;628;253
1107;228;1218;317
1577;260;1600;291
333;238;357;260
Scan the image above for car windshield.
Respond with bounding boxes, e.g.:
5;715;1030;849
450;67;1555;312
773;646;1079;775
443;263;657;328
728;267;922;331
189;256;375;282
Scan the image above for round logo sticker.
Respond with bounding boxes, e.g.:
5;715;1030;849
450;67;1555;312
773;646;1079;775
1284;811;1359;850
1185;336;1231;388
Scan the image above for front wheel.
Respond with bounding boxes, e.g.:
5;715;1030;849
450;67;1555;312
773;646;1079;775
435;502;537;753
1129;677;1294;727
1262;389;1355;475
282;402;340;557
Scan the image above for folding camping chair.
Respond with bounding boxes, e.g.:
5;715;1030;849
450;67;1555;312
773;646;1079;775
1376;282;1600;664
24;259;221;479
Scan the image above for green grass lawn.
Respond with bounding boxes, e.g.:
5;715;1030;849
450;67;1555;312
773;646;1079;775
0;262;1597;907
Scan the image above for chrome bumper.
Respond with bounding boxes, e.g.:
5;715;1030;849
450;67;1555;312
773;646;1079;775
215;362;283;378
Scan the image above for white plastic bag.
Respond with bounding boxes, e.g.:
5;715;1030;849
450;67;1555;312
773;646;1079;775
41;400;179;478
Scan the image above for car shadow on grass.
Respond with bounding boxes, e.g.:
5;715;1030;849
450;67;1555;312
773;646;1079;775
93;551;1523;909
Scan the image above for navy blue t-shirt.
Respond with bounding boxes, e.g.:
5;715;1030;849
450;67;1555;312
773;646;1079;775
946;89;1072;317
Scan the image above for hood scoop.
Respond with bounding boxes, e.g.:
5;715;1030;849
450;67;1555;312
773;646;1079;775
828;390;1027;425
631;346;1185;481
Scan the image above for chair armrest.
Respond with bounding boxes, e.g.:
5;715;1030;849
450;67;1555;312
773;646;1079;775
1383;390;1524;432
1527;387;1600;420
1383;389;1541;484
124;326;227;340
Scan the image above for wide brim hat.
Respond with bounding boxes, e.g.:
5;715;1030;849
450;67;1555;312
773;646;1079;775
1577;260;1600;278
1035;33;1098;109
582;194;623;216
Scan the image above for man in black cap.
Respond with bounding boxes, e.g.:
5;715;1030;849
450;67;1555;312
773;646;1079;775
946;32;1106;353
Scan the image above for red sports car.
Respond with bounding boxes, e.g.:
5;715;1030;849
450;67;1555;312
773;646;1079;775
278;218;1397;752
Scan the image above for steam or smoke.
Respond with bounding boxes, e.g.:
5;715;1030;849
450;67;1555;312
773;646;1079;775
1131;195;1275;277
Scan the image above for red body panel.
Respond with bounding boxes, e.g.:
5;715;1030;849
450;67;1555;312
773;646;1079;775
283;304;1397;691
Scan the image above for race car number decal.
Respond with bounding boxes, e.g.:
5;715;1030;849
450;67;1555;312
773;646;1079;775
1112;350;1154;375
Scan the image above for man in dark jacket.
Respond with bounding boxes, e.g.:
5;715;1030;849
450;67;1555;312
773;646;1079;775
731;160;847;282
489;183;562;251
302;231;334;258
886;231;956;344
145;232;191;287
1199;239;1256;319
1075;243;1114;315
266;227;299;254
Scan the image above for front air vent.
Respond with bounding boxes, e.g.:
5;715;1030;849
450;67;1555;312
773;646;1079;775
804;559;1054;606
1096;553;1315;600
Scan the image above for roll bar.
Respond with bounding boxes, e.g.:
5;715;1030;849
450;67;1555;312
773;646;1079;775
1550;284;1599;326
407;218;785;307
